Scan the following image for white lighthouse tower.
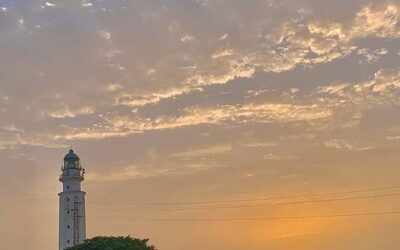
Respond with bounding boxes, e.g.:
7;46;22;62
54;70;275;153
59;149;86;250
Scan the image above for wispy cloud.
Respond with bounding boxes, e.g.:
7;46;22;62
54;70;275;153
324;139;378;151
171;144;233;158
85;165;169;182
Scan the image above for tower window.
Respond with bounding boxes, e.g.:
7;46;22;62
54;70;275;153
67;240;70;243
67;198;70;202
67;225;70;229
67;186;70;190
67;211;70;214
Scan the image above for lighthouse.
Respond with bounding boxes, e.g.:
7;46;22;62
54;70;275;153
59;149;86;250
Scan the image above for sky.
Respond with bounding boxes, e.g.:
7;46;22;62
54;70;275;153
0;0;400;249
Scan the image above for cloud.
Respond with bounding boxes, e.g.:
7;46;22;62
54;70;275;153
171;144;233;158
0;132;66;150
43;106;94;119
82;2;93;8
357;48;388;64
45;2;56;7
351;4;400;39
85;165;167;182
99;30;112;41
86;1;400;111
115;86;203;107
242;142;278;148
181;35;195;42
264;153;299;160
43;100;331;144
0;66;398;149
386;135;400;140
324;139;377;151
0;0;398;149
314;69;400;109
212;49;235;59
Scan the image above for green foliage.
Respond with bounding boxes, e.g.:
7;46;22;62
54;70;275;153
66;236;157;250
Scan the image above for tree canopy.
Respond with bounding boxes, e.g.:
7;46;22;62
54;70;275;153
66;236;157;250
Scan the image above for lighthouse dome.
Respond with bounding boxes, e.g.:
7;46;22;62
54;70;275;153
63;149;82;169
64;149;80;162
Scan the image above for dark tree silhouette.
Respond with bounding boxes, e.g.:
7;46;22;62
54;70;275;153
66;236;157;250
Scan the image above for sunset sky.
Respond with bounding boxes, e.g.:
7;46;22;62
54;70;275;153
0;0;400;249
